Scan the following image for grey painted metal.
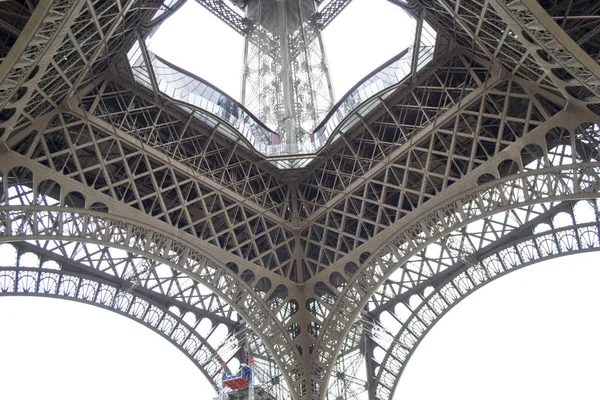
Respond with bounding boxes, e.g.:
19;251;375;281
242;0;334;148
1;0;600;399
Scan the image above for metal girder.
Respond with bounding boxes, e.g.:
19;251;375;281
298;53;505;277
0;150;301;399
411;0;557;90
303;111;600;397
13;238;240;326
194;0;247;35
79;73;294;222
490;0;600;99
0;0;163;142
318;0;353;29
368;199;577;316
368;202;600;398
0;240;236;389
3;1;600;399
0;264;229;387
410;0;600;103
9;90;297;279
0;0;86;138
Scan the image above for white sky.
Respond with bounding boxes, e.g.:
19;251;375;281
1;255;599;399
396;253;600;400
2;1;599;400
148;0;414;102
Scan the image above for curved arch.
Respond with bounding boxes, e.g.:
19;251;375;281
371;206;600;399
315;162;600;392
0;157;299;397
0;240;293;399
0;262;224;389
0;206;295;399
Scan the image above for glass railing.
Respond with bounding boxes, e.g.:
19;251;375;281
127;20;436;166
129;45;278;150
313;21;436;148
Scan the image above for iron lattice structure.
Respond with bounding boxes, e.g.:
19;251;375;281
242;0;334;148
1;0;600;399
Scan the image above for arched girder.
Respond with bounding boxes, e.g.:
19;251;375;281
0;163;301;399
311;161;600;396
330;198;579;399
12;238;240;327
328;198;600;399
367;197;578;317
2;237;294;398
4;1;600;399
0;205;298;398
0;247;228;390
304;101;600;396
369;200;600;399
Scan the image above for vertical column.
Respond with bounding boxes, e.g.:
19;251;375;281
242;0;334;152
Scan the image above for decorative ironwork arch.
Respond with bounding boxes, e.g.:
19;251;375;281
0;242;227;390
0;161;296;398
0;205;295;397
316;161;600;395
369;200;600;399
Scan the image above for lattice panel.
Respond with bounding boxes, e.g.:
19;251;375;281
298;54;488;219
536;0;600;60
367;201;600;398
299;78;563;278
2;0;160;140
9;112;298;278
414;0;558;89
0;240;285;393
304;117;600;398
78;78;293;222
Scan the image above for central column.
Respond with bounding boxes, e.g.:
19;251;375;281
242;0;334;151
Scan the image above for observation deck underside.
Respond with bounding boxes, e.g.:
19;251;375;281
1;0;600;399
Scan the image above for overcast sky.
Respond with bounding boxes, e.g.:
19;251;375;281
1;254;599;400
1;0;599;399
147;0;414;101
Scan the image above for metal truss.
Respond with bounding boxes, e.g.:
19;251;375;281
3;1;600;400
0;242;233;388
411;0;600;103
9;95;297;279
0;153;297;399
193;0;247;34
299;57;518;276
317;0;354;29
306;119;600;396
366;198;600;399
242;0;334;146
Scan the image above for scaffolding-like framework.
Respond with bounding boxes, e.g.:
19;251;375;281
241;0;334;149
2;0;600;399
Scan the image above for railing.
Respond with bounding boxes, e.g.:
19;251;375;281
128;44;277;149
312;43;434;149
127;18;436;165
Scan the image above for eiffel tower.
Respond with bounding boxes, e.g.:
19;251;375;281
1;0;600;399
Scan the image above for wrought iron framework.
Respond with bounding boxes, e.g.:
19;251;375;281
1;0;600;399
242;0;334;148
